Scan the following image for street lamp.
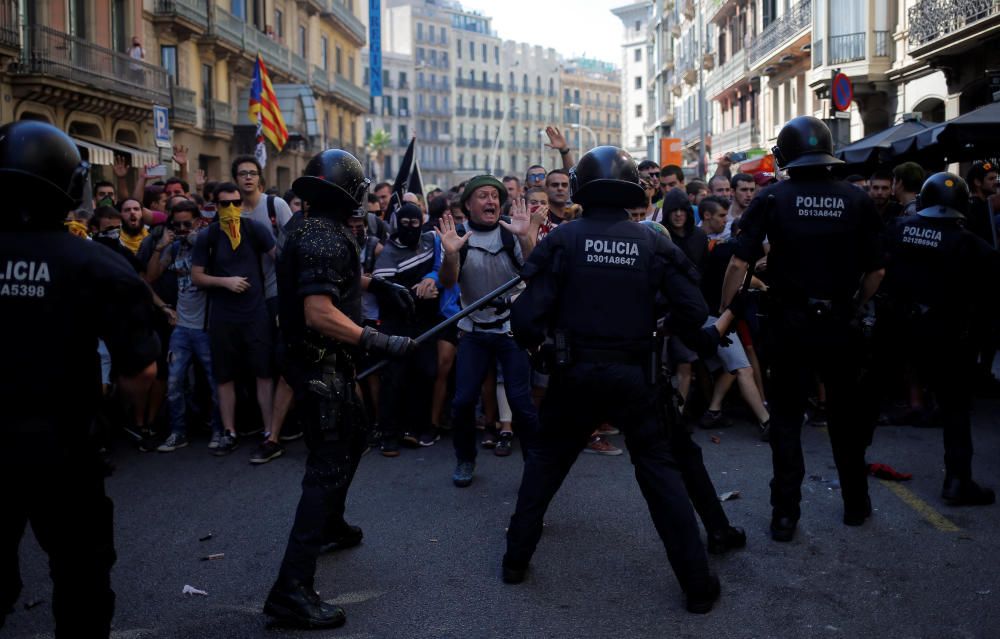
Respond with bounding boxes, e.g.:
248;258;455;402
490;60;519;175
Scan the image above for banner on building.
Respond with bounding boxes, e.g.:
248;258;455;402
369;0;382;97
659;138;683;167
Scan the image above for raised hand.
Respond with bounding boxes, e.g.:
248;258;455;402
195;168;207;189
439;213;470;254
499;197;532;238
172;144;188;167
544;126;568;152
113;156;129;178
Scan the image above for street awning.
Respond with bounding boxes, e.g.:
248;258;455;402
835;120;930;165
72;136;159;167
237;84;320;141
889;102;1000;163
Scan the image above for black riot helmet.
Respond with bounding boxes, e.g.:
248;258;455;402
916;172;970;220
293;149;370;215
772;116;843;170
569;146;646;209
0;120;90;226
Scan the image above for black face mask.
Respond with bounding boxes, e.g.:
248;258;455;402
395;223;421;248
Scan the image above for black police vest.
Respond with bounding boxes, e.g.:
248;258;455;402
277;216;363;361
884;214;977;316
552;214;655;351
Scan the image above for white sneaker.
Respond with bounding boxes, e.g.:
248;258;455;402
208;432;223;449
157;433;189;452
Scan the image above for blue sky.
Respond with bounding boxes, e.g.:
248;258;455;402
459;0;627;67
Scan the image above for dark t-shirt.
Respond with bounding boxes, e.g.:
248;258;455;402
700;239;737;313
192;219;275;325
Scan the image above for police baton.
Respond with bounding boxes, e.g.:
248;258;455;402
357;275;524;380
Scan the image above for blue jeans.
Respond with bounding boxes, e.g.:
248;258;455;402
451;331;539;463
167;326;222;436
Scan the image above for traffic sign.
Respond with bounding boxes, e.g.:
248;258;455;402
153;105;171;148
832;73;853;112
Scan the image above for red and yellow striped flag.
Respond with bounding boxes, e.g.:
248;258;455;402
249;54;288;152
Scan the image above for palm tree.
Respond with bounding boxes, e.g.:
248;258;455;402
366;129;392;181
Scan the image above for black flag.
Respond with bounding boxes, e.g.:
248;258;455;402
407;158;424;202
388;137;415;225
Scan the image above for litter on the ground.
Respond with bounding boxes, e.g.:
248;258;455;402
182;585;208;596
718;491;741;502
200;553;225;561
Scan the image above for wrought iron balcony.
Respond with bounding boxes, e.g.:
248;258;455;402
457;136;468;146
332;75;369;112
747;0;811;67
470;138;481;147
828;32;866;65
456;106;468;116
204;99;234;136
312;66;330;93
321;0;367;46
469;108;480;116
14;25;170;104
170;85;197;125
0;0;18;50
909;0;1000;51
153;0;208;35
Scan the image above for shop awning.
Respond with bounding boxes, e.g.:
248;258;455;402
835;120;930;165
72;136;159;167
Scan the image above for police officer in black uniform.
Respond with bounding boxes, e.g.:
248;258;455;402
264;149;415;629
0;121;160;636
504;146;721;614
721;116;885;541
882;173;997;506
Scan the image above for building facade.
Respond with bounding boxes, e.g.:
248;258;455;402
4;0;369;195
612;1;653;161
362;48;415;183
560;58;622;161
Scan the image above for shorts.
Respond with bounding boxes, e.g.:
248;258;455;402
703;316;751;374
209;316;273;383
437;322;459;346
667;335;699;367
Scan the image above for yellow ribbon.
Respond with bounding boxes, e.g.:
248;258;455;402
218;205;242;251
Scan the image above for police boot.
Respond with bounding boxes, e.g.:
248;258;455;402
501;556;529;584
843;495;873;526
942;478;996;506
320;525;363;554
706;526;747;555
264;580;346;629
769;513;798;542
685;574;721;614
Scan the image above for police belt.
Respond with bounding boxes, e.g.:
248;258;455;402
573;347;647;366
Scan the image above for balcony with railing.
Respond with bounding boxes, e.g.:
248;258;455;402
747;0;811;69
332;75;369;113
312;66;330;93
204;99;234;137
457;136;468;146
0;0;18;52
712;120;760;157
321;0;367;46
908;0;1000;56
153;0;208;36
456;106;468;116
13;25;170;106
828;32;866;65
170;85;197;126
470;138;481;147
708;47;748;99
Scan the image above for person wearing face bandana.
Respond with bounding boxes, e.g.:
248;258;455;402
371;203;443;453
264;149;416;630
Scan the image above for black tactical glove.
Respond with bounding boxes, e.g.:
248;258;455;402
368;277;416;317
360;326;416;358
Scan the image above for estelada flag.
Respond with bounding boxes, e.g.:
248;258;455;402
249;54;288;152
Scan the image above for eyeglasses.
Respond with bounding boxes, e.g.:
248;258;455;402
218;198;243;208
236;170;260;178
170;220;194;229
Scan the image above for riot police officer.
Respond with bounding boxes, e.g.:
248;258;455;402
264;149;415;629
504;146;721;614
721;116;885;541
0;121;160;636
882;173;996;506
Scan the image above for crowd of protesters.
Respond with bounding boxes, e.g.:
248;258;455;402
65;132;1000;491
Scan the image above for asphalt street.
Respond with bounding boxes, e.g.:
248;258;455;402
5;401;1000;639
